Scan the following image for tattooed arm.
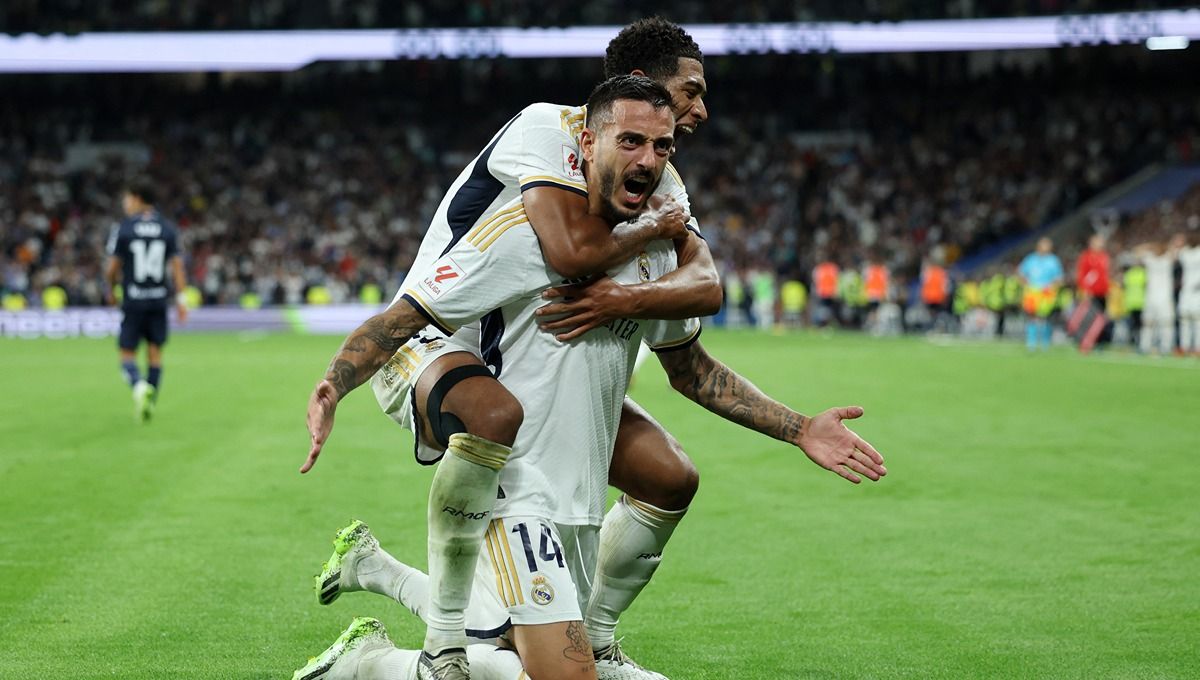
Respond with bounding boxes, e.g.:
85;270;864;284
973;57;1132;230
657;341;888;484
301;300;429;473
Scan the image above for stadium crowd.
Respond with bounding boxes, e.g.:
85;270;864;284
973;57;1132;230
2;52;1198;331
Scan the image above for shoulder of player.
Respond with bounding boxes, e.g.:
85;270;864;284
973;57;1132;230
654;161;689;200
514;102;585;139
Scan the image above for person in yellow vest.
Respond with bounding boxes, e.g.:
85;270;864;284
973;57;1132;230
1003;271;1023;338
780;278;807;328
983;271;1007;337
840;267;866;329
42;285;68;311
1123;260;1147;349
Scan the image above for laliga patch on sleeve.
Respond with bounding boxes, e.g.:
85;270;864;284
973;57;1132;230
418;256;466;300
562;145;584;182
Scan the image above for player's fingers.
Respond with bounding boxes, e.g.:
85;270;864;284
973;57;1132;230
535;302;579;316
830;463;862;484
538;312;592;331
555;320;602;342
844;456;881;482
852;449;887;477
300;445;321;473
834;405;865;420
540;286;575;300
853;436;885;465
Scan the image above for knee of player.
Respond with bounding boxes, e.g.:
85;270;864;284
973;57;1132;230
656;451;700;509
468;392;523;446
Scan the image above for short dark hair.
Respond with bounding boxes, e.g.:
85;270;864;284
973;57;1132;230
604;17;703;81
585;75;673;131
124;178;157;206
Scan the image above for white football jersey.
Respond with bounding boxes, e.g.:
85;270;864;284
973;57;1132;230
1143;254;1175;308
1178;247;1200;312
384;102;702;525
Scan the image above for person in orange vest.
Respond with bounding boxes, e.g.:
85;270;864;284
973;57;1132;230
920;256;950;332
863;253;890;331
812;256;841;327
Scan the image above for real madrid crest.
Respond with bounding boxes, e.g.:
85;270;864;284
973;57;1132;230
637;252;651;282
530;575;555;606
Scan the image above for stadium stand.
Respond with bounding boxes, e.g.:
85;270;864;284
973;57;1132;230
2;48;1198;321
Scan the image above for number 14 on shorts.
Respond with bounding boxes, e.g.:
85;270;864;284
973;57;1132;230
512;521;565;572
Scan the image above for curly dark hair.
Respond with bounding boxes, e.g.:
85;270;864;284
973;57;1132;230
604;17;703;81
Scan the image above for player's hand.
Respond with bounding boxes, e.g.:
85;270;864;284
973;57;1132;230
176;302;189;325
302;380;339;473
536;276;633;341
795;406;886;484
644;195;690;241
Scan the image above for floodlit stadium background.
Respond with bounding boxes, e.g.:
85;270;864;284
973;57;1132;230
2;3;1199;679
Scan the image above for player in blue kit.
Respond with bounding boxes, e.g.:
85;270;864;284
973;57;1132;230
105;179;189;421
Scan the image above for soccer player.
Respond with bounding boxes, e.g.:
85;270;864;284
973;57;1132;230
1137;241;1178;355
104;179;188;421
301;77;696;680
322;20;721;680
1178;235;1200;355
1018;237;1063;351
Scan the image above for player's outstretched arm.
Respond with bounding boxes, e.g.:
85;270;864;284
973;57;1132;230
535;230;722;341
657;341;887;484
302;299;429;473
170;255;189;324
524;188;689;279
104;256;121;306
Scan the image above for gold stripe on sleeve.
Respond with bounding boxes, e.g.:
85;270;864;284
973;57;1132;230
468;209;527;248
465;203;525;245
477;217;530;252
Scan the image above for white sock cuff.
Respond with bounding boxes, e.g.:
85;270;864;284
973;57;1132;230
620;495;687;528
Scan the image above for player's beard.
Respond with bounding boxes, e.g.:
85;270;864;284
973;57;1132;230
598;165;658;226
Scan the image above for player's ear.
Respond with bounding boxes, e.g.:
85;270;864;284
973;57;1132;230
580;128;596;164
630;68;646;77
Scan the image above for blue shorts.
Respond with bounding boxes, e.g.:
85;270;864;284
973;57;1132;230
119;306;169;350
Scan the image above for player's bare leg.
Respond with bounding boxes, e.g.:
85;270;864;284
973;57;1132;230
510;621;598;680
412;351;521;676
586;398;696;674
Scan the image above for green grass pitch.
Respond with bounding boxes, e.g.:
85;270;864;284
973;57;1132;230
1;329;1198;679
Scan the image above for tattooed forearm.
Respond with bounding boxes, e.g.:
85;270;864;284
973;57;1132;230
661;342;808;444
561;620;594;664
322;302;428;399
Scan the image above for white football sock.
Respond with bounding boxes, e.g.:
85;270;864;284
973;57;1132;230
585;495;686;651
356;645;524;680
466;646;526;679
424;432;511;655
356;646;419;679
354;549;429;622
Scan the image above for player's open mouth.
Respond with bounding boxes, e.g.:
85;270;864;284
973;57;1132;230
622;176;650;206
